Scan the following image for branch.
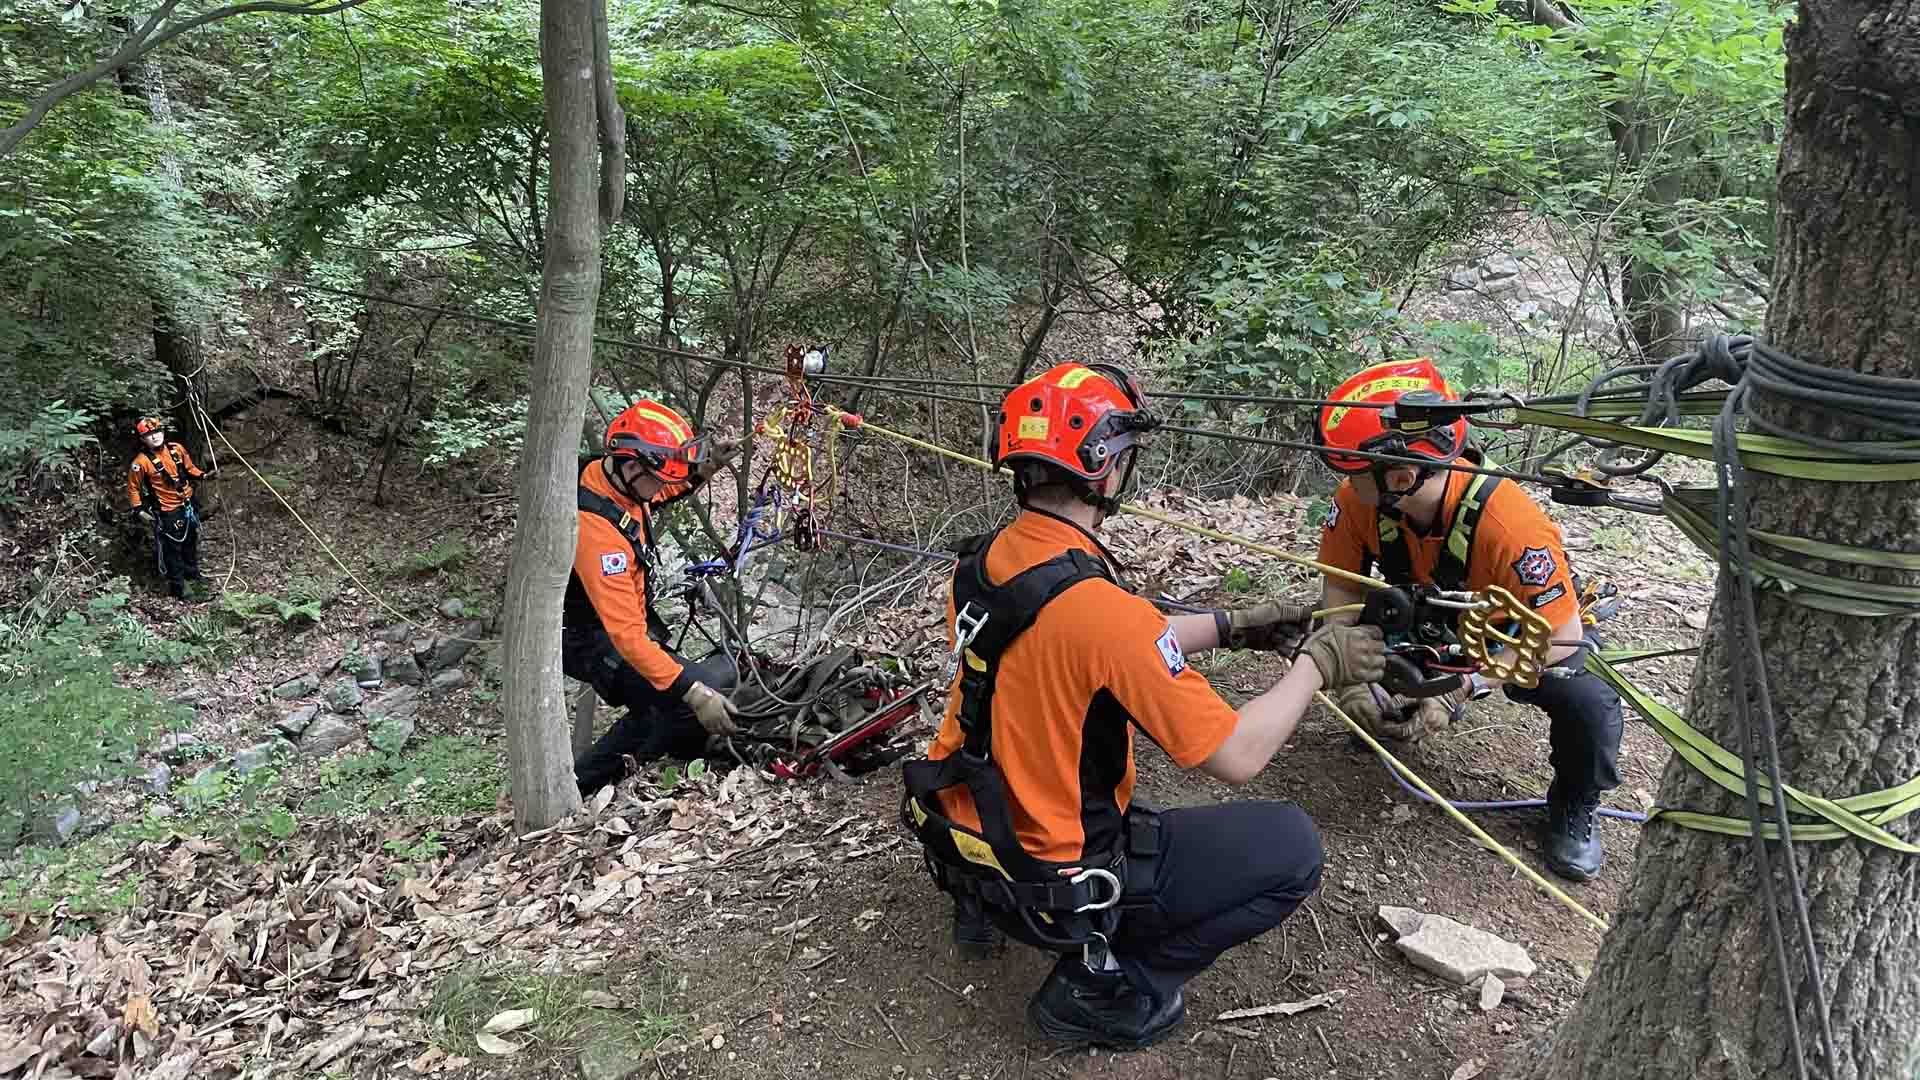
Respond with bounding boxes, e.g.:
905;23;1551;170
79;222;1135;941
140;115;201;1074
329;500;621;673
0;0;371;159
1527;0;1578;31
591;0;625;228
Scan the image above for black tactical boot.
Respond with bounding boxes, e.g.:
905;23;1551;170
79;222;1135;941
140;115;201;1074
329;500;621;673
1028;953;1185;1050
1543;781;1604;882
951;895;1001;959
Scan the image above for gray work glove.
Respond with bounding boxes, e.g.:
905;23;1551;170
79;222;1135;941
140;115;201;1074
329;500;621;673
682;681;739;736
1299;622;1386;689
692;437;744;485
1223;601;1314;652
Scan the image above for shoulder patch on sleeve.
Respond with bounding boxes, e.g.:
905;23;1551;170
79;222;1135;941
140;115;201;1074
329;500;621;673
1529;582;1567;609
599;551;630;576
1154;626;1187;677
1512;546;1557;587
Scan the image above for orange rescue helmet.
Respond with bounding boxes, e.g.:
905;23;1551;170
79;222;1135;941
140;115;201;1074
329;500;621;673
1315;358;1467;474
606;399;706;484
993;362;1158;514
135;417;165;436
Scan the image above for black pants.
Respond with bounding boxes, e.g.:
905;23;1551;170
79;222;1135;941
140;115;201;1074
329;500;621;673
1503;631;1623;798
563;627;738;795
1104;801;1323;1003
152;506;201;597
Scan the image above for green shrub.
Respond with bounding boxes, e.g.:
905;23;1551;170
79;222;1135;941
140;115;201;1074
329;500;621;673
0;594;192;850
395;537;471;577
217;590;323;627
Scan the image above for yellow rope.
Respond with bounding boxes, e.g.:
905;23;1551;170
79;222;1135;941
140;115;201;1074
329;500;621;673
1320;689;1609;931
833;409;1386;592
834;406;1608;929
1312;602;1365;620
188;399;498;645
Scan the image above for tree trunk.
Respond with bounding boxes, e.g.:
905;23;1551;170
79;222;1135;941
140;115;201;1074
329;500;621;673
1505;6;1920;1080
498;0;606;832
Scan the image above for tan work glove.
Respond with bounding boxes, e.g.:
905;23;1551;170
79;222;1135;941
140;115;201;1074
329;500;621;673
1331;683;1385;732
1299;622;1386;689
1223;601;1314;652
681;681;739;736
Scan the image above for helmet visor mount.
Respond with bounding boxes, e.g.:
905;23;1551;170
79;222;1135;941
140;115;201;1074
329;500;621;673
609;431;709;477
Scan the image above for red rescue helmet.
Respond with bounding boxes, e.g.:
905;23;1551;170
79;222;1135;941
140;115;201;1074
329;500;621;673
1315;358;1467;474
135;417;165;436
992;362;1154;480
605;400;706;484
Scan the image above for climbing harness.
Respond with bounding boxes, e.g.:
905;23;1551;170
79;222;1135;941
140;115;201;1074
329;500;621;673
900;531;1129;953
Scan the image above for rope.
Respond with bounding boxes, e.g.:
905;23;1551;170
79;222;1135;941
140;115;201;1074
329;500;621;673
185;396;499;645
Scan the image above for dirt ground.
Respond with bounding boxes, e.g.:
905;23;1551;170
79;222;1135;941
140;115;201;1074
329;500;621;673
0;398;1717;1080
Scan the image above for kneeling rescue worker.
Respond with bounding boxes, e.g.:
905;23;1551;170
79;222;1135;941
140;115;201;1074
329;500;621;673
565;400;742;796
901;362;1387;1050
126;417;211;600
1312;358;1625;882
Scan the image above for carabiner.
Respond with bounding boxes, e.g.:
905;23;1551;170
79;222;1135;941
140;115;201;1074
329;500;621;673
1069;867;1123;913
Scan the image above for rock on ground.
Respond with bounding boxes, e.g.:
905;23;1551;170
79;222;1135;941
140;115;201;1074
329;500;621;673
1377;906;1536;984
272;673;319;700
300;716;362;757
152;732;204;762
322;677;365;714
365;686;422;721
577;1032;651;1080
384;647;424;687
276;704;320;737
231;740;287;776
428;621;484;672
370;714;416;753
429;668;468;692
1477;973;1506;1011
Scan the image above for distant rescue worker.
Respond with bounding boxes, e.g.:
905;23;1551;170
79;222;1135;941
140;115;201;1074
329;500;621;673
902;362;1387;1050
1312;358;1624;882
126;417;210;600
566;400;743;796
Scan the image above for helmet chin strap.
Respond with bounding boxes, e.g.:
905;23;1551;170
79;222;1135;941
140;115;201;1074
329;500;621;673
1372;462;1437;516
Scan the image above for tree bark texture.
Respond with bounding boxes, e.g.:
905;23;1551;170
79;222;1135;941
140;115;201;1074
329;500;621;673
1509;6;1920;1080
499;0;603;832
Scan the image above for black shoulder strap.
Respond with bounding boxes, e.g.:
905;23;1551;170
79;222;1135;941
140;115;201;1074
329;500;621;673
951;538;1111;758
577;487;648;549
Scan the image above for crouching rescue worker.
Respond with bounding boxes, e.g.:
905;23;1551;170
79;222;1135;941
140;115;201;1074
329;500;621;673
126;417;211;600
1312;358;1624;882
901;362;1387;1050
566;400;743;796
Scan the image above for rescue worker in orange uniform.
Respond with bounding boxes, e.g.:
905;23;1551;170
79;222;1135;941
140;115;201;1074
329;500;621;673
1312;358;1623;882
902;362;1387;1050
566;400;742;795
126;417;211;599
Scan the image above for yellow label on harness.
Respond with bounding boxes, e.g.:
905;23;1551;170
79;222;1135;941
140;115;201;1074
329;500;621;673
909;798;928;827
1017;416;1050;440
953;831;1013;880
965;649;987;672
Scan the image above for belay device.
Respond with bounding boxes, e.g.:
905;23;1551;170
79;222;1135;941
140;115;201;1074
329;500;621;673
1358;583;1553;698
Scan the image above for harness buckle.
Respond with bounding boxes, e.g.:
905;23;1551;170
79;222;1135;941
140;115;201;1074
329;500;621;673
944;603;990;684
1067;867;1122;913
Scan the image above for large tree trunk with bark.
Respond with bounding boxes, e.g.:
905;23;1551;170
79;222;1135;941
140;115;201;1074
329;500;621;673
498;0;612;832
1506;5;1920;1079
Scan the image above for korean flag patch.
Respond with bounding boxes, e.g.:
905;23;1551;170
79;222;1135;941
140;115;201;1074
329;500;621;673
1155;626;1187;677
1512;546;1557;587
1322;501;1340;531
600;551;630;577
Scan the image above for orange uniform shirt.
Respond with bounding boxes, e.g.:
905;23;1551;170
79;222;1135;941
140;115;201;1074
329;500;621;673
126;443;202;512
570;462;687;692
925;512;1240;864
1316;470;1580;627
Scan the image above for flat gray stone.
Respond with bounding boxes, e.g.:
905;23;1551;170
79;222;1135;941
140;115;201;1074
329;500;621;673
1477;973;1506;1011
170;687;214;709
430;668;468;692
384;648;424;687
144;762;174;794
276;705;320;737
1377;905;1425;939
373;625;413;644
322;677;364;714
231;740;286;776
153;732;203;761
1445;266;1481;292
355;652;384;689
1479;252;1523;280
365;686;422;722
39;805;83;846
438;597;466;618
428;621;484;672
272;673;319;700
1392;911;1536;984
300;716;362;757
